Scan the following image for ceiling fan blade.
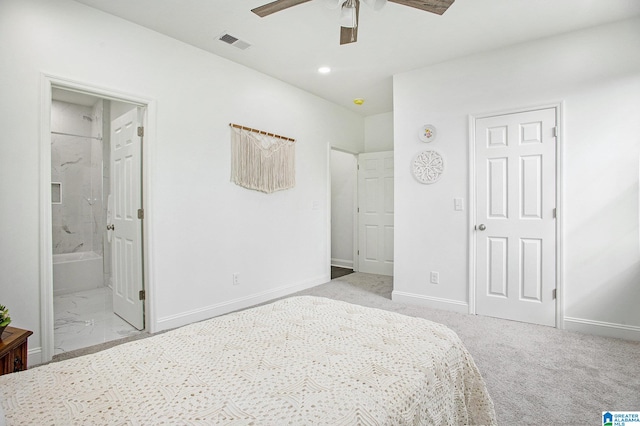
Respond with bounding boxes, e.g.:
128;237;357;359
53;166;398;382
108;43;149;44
251;0;312;17
340;0;360;45
387;0;454;15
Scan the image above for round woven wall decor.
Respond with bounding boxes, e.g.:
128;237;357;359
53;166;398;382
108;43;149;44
412;150;444;184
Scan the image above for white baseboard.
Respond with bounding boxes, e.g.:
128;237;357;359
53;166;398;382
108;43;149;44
155;274;330;331
28;347;42;368
392;291;469;314
564;317;640;341
331;258;353;269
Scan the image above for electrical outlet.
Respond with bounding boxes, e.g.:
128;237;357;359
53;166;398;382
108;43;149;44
232;273;240;285
430;271;439;284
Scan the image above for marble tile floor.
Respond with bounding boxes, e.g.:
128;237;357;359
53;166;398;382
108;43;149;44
54;286;142;355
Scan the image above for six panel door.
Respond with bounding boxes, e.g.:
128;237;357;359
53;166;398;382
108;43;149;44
111;108;144;330
475;108;557;326
358;151;394;276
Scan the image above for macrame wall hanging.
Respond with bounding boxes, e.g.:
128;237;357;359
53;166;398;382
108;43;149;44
230;123;296;194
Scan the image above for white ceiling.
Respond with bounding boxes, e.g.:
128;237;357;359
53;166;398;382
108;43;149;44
72;0;640;116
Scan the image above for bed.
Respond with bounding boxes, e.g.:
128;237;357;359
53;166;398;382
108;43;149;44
0;296;496;425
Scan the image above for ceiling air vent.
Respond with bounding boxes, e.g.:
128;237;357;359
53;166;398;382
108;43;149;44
218;32;252;50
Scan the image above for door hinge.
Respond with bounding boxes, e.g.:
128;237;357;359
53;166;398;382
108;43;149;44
139;290;146;300
552;127;558;138
357;250;360;255
553;208;557;218
138;208;144;219
357;207;360;213
357;164;360;170
552;289;557;300
137;126;144;137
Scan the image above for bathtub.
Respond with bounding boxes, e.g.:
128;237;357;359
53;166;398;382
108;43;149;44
53;251;104;296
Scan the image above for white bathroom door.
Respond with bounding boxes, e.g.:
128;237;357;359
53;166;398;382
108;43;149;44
474;107;557;327
358;151;394;276
110;108;144;330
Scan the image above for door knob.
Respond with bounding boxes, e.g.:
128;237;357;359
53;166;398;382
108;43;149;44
107;224;115;231
478;224;486;231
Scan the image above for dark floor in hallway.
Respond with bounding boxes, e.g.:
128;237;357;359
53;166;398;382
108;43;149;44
331;266;354;279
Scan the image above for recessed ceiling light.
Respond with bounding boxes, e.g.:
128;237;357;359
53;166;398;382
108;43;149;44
318;66;331;74
353;98;364;105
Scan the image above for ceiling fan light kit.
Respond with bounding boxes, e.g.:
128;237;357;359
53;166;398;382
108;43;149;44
251;0;455;45
340;0;358;29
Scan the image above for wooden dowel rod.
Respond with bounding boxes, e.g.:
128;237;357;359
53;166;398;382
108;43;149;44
229;123;295;142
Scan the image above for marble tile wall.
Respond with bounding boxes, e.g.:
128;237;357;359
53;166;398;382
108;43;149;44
51;100;103;256
90;101;104;255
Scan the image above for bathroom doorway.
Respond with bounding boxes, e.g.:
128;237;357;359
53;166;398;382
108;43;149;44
48;87;145;357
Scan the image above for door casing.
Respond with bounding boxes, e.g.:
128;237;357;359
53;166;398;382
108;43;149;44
468;103;564;329
39;74;156;363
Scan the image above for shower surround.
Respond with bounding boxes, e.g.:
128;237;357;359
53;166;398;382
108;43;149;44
51;100;104;256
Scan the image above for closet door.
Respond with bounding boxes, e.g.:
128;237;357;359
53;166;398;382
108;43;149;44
475;107;557;326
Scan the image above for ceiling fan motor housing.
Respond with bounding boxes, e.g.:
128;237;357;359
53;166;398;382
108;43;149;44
251;0;455;45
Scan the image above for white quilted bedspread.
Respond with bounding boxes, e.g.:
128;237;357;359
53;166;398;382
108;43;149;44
0;296;496;425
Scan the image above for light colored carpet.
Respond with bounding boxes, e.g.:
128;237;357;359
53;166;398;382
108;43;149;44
52;273;640;425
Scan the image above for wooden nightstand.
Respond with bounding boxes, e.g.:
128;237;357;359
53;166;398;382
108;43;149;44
0;326;33;375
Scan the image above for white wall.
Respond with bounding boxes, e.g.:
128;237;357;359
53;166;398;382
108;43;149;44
0;0;364;363
331;150;357;268
393;18;640;339
365;112;394;152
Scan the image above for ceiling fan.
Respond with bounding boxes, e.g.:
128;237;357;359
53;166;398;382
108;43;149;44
251;0;455;45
